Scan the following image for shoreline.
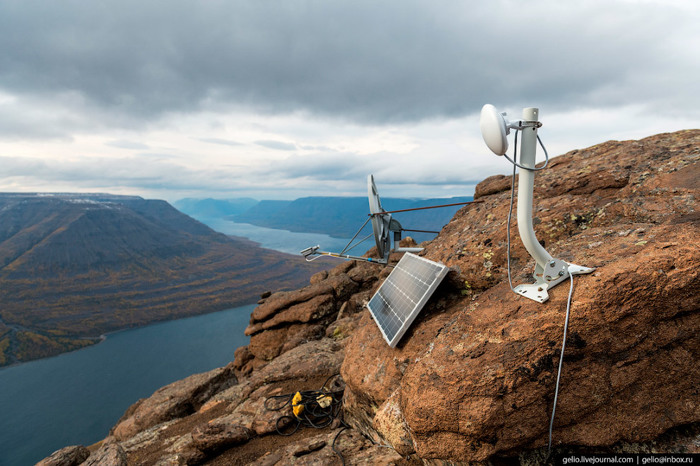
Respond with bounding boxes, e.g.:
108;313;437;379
0;302;257;371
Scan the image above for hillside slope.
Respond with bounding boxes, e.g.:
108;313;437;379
0;194;324;366
231;196;473;240
40;130;699;465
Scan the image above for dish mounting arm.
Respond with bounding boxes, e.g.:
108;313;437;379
512;107;594;303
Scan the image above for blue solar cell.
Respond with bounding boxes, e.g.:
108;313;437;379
367;253;449;347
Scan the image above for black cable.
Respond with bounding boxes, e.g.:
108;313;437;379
265;374;347;462
331;422;350;466
503;134;550;171
548;269;575;454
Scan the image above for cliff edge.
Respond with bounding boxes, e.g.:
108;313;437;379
40;130;699;465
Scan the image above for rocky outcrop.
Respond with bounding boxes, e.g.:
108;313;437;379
36;445;90;466
111;364;238;440
39;130;699;465
341;130;700;461
241;259;377;367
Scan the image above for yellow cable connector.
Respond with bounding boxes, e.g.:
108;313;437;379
292;391;304;418
316;394;333;409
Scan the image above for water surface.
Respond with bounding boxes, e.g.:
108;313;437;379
194;217;357;255
0;304;253;466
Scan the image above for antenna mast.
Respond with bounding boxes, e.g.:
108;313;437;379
480;104;594;302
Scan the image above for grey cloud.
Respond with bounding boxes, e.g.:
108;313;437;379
255;140;297;151
252;149;484;188
198;137;244;147
0;0;697;130
253;152;372;181
300;144;334;152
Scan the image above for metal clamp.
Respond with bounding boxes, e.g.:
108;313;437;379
514;259;595;303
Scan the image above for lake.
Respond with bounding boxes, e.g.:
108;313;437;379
0;304;254;466
192;216;357;256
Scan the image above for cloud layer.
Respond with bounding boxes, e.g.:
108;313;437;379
0;0;697;200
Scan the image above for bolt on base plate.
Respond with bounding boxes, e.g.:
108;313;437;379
514;258;595;303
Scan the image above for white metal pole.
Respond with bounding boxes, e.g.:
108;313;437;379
516;107;552;269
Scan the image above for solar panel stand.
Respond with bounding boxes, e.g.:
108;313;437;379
391;229;423;253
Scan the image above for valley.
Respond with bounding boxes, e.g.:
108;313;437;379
0;193;324;366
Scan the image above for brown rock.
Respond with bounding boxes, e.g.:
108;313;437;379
293;440;326;456
249;322;327;361
261;294;336;329
279;323;327;354
341;130;700;462
325;315;360;341
82;441;127;466
206;339;344;411
345;289;374;314
373;389;415;456
248;326;290;360
36;445;90;466
309;270;328;284
256;451;283;466
245;429;404;465
112;365;236;440
232;345;253;370
328;259;355;276
251;282;335;322
346;260;382;285
229;386;293;436
192;420;252;453
474;174;512;199
244;321;263;336
324;273;360;301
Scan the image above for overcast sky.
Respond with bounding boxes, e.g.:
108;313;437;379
0;0;697;202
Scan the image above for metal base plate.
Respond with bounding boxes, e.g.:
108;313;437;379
514;259;594;303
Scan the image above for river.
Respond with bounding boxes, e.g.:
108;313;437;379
193;216;357;255
0;304;253;466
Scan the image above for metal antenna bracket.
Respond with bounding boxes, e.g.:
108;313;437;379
514;258;594;303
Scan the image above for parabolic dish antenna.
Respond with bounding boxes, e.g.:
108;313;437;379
480;104;512;156
368;174;391;259
300;175;472;265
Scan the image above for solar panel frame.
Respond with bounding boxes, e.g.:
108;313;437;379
367;253;449;347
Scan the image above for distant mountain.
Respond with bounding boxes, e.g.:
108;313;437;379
175;195;474;243
173;198;258;218
0;193;323;366
231;196;474;241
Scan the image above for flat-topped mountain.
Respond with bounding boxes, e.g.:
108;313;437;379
0;194;323;366
177;195;473;242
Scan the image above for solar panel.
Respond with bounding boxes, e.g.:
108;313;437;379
367;253;449;347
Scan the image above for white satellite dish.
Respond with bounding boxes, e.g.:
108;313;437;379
480;104;510;156
301;175;462;265
368;175;391;260
480;104;525;156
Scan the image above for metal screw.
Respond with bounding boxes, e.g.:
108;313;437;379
549;260;556;267
558;270;565;277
